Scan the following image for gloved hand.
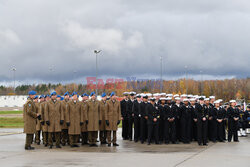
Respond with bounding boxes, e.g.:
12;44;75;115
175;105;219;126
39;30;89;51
86;120;88;125
66;122;70;126
41;121;45;125
60;120;64;125
99;120;101;125
46;121;50;126
37;115;41;120
105;120;109;126
80;122;83;126
117;120;120;125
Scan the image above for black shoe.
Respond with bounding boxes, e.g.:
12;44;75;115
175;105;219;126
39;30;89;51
198;143;202;146
49;145;53;149
113;143;119;146
25;146;35;150
44;144;48;147
141;141;144;144
74;144;79;147
62;143;66;146
93;144;98;147
108;144;111;147
234;140;239;142
134;139;138;143
56;145;62;148
101;142;106;145
203;143;208;146
147;143;151;145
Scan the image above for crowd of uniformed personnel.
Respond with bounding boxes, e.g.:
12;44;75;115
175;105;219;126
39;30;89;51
23;90;120;150
23;91;249;150
120;92;249;145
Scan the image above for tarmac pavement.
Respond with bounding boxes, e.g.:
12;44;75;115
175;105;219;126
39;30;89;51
0;128;249;167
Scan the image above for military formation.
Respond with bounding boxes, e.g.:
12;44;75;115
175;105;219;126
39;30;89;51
23;91;249;150
23;90;121;150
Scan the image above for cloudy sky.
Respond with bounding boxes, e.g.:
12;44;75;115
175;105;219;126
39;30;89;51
0;0;249;85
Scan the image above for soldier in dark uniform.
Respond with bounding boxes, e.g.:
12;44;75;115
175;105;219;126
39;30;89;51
120;92;129;140
139;94;148;144
146;97;160;145
180;99;192;144
165;97;176;144
238;105;248;137
206;98;216;143
227;100;240;142
190;98;198;142
214;101;226;142
172;97;181;143
158;97;167;144
196;97;209;146
126;92;136;141
132;94;141;142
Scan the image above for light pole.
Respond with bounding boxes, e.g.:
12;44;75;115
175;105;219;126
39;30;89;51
200;70;203;95
73;70;77;91
94;50;101;95
160;56;163;92
185;65;188;94
12;67;16;94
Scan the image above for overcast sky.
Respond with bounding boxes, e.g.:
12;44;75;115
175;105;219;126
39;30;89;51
0;0;249;85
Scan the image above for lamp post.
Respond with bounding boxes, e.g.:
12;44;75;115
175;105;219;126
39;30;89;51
94;50;101;95
160;56;163;92
12;67;16;94
185;65;188;94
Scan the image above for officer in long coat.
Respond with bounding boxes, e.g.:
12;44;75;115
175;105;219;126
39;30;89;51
227;100;240;142
66;92;84;147
45;91;64;149
23;90;40;150
120;92;129;140
126;92;136;141
81;93;89;145
105;92;121;146
39;95;50;146
61;92;70;146
214;100;226;142
99;93;108;144
146;97;160;145
132;94;141;142
139;94;148;144
34;95;41;145
86;92;101;147
180;99;192;144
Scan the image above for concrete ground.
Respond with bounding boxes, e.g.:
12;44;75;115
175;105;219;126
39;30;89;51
0;128;249;167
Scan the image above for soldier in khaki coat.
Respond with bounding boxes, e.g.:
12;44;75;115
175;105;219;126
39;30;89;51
81;93;89;145
45;91;64;149
105;92;121;146
86;92;101;147
39;95;49;146
66;92;84;147
61;92;70;146
34;95;44;145
99;93;108;144
23;90;40;150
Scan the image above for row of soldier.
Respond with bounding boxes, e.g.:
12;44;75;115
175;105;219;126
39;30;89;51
23;91;121;150
23;91;249;150
120;92;249;145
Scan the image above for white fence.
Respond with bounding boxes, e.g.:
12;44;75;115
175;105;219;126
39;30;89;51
0;95;102;107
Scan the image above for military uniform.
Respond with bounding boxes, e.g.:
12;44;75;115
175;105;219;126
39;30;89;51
61;99;69;146
196;103;209;145
86;99;101;146
45;99;64;148
99;99;107;144
146;102;160;145
132;99;141;142
23;97;37;149
81;100;88;145
126;98;134;141
214;106;226;142
139;100;148;143
121;98;129;140
105;98;121;146
66;100;84;147
35;102;41;144
180;104;192;143
227;106;240;142
164;103;176;144
39;100;48;146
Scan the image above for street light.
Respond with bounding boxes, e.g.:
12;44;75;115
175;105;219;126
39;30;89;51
185;65;188;94
200;70;203;95
160;56;163;92
12;67;16;94
94;50;101;95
